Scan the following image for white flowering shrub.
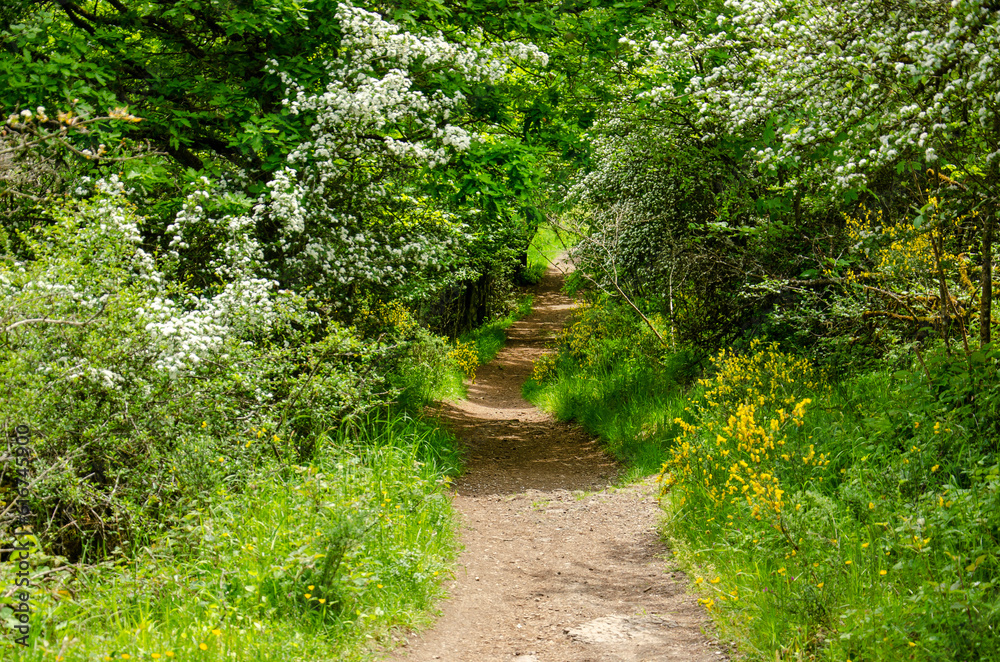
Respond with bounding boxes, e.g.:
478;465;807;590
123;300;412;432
564;97;785;350
0;3;557;559
261;2;548;307
650;0;1000;186
568;105;718;278
568;0;1000;354
662;0;1000;352
0;187;404;558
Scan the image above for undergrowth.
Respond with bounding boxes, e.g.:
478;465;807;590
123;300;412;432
523;297;698;480
1;411;459;661
660;342;1000;660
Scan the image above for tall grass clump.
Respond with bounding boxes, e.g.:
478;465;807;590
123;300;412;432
659;341;1000;661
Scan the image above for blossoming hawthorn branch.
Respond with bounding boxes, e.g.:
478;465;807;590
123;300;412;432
644;0;1000;342
261;2;549;306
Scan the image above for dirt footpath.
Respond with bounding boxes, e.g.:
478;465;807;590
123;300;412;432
388;260;726;662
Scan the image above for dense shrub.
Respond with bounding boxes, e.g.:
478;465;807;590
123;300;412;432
0;187;462;561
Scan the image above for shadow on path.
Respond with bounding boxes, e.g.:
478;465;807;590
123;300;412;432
426;260;618;496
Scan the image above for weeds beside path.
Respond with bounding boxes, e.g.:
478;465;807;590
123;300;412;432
387;258;726;662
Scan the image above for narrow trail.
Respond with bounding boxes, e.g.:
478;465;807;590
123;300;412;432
388;260;725;662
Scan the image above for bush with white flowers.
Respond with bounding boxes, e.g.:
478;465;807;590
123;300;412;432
647;0;1000;196
569;0;1000;351
262;2;548;305
0;184;393;557
0;0;555;560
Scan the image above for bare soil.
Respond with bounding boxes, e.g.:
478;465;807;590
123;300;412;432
387;260;726;662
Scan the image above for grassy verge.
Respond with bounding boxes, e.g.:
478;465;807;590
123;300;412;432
438;294;534;400
465;295;535;365
658;342;1000;660
1;411;460;661
523;353;690;481
522;297;694;481
523;223;572;284
521;297;1000;660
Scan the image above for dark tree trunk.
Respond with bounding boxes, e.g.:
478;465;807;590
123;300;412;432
427;272;495;338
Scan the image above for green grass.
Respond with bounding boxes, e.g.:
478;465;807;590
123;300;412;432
523;223;572;284
521;299;698;481
524;358;689;482
1;411;460;662
463;295;534;365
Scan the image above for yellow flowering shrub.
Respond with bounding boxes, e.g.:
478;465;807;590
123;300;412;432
842;198;979;331
448;340;479;382
698;338;820;414
353;297;459;405
844;204;941;285
376;300;420;336
356;298;422;339
660;341;827;527
531;352;558;382
560;302;609;366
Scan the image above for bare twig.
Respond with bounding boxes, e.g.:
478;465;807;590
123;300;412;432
0;437;92;524
3;296;110;334
555;205;671;347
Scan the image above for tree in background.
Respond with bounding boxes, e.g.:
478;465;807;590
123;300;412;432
567;0;1000;356
1;0;559;326
646;0;1000;347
